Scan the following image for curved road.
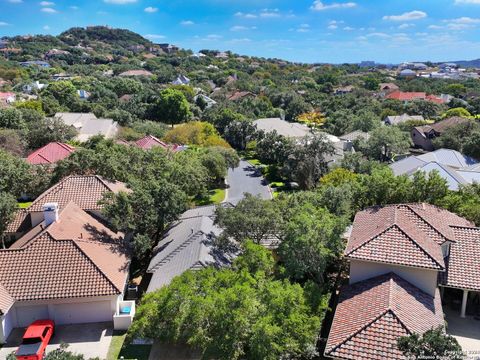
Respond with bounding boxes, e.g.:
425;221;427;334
224;160;272;205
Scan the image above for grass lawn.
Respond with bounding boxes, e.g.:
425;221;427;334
18;201;32;209
107;331;152;360
194;188;225;206
246;158;262;166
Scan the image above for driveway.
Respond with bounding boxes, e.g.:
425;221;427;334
445;308;480;356
225;160;272;205
0;322;113;359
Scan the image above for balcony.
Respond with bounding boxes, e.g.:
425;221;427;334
113;300;135;330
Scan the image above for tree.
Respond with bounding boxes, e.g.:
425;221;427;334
26;118;78;150
398;327;462;360
443;107;471;118
444;83;467;98
281;133;335;190
215;194;282;246
42;81;78;108
255;131;293;165
163;121;230;148
0;108;25;130
277;203;346;284
128;245;324;360
364;76;379;90
285;95;311;121
0;192;18;249
224;119;257;150
365;126;411;161
0;129;26;156
150;88;192;127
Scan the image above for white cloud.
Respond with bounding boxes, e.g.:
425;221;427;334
229;38;252;43
366;32;390;38
144;6;158;13
40;1;54;6
0;22;10;26
206;34;222;39
104;0;137;4
259;8;280;18
310;1;356;11
230;25;249;31
428;25;443;29
43;25;50;30
398;23;415;29
235;12;257;19
7;0;23;3
383;10;427;21
455;0;480;3
70;5;79;10
180;20;194;25
144;34;165;39
343;26;354;30
328;24;338;29
446;16;480;23
41;7;57;13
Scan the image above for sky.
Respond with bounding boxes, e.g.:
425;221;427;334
2;0;480;63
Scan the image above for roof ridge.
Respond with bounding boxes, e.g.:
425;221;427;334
327;309;392;356
405;204;452;243
346;223;396;256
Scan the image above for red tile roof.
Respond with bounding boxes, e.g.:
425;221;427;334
5;175;129;235
0;202;129;305
346;204;455;270
385;91;445;104
227;91;256;101
26;142;75;165
325;273;444;360
135;135;169;150
440;226;480;291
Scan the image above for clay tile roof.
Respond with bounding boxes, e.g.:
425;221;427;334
135;135;169;150
346;204;449;270
26;142;75;165
0;202;129;302
325;273;444;360
440;226;480;291
28;175;129;212
5;209;29;234
385;91;426;101
0;283;14;315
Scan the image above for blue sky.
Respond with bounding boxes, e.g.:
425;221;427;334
2;0;480;63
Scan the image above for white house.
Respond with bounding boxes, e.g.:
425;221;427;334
55;112;119;142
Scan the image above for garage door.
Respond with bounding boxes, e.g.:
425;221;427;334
16;305;49;327
52;301;112;325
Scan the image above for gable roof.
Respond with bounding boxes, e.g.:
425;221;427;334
416;117;471;136
119;69;154;77
440;226;480;292
345;203;476;270
135;135;170;150
385;91;426;101
29;175;129;212
55;112;119;142
227;91;256;101
384;114;424;125
0;202;129;304
339;130;370;142
325;273;444;360
253;118;311;138
26;142;75;165
146;205;234;292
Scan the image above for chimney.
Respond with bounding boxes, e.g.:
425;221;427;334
43;203;59;226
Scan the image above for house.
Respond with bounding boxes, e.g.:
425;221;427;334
171;74;190;85
26;142;75;165
146;205;235;292
55;112;119;142
339;130;370;142
51;73;73;81
19;61;50;68
194;94;217;108
4;175;129;241
77;89;91;100
215;51;229;59
45;49;70;58
227;91;256;101
379;82;399;93
135;135;170;150
390;148;479;191
0;92;15;104
0;201;131;344
384;113;424;126
411;117;472;150
157;43;179;54
254;118;311;138
118;70;154;77
398;69;417;79
385;91;445;104
22;81;46;94
325;203;480;359
334;85;354;95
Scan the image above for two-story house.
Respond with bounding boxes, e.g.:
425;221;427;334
325;203;480;359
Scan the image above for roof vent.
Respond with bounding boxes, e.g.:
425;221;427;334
43;202;59;226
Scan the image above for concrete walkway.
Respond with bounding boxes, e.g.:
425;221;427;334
445;308;480;356
224;160;272;205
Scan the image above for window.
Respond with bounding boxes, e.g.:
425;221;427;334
42;327;49;338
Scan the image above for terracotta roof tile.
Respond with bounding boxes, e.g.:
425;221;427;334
346;204;448;270
135;135;169;150
325;273;444;360
0;283;14;315
28;175;129;212
440;226;480;291
26;142;75;165
0;202;129;302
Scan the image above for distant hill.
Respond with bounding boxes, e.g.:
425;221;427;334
59;26;153;48
450;59;480;68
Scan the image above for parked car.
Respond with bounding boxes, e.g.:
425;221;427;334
15;320;54;360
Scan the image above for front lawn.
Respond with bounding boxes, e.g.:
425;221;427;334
107;331;152;360
18;201;32;209
193;188;225;206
